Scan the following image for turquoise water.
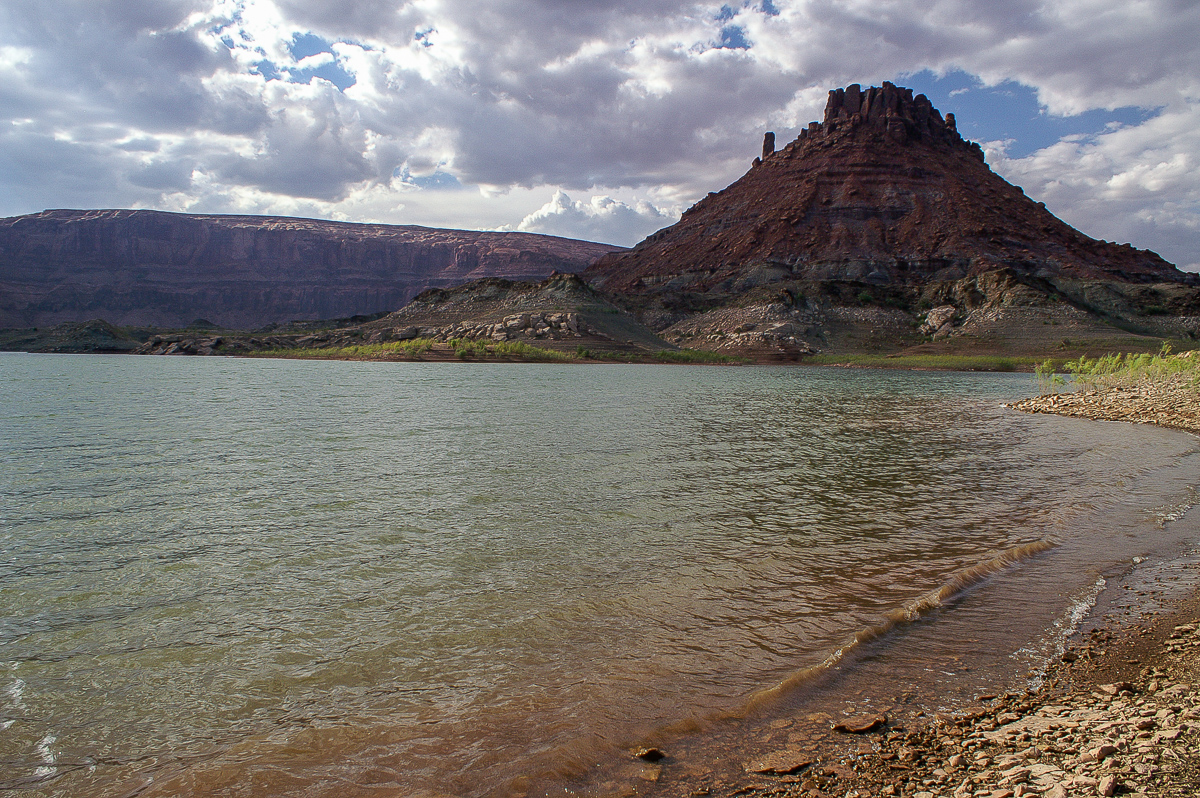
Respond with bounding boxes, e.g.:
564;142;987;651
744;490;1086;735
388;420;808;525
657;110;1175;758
1;354;1196;797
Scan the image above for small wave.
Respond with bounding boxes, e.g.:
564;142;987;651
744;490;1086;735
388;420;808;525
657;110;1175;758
1150;487;1198;528
741;540;1056;714
601;539;1062;774
1019;574;1107;690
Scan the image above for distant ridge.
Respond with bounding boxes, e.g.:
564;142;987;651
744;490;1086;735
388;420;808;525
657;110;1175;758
0;209;623;329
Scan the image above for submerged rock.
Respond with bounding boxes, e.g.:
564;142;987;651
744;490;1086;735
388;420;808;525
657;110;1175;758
833;713;887;734
633;746;665;762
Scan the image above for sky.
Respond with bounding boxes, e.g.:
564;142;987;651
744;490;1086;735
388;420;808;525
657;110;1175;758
1;1;1198;271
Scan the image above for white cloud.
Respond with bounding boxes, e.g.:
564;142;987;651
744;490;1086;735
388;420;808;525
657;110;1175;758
0;0;1198;270
515;190;677;245
989;100;1200;271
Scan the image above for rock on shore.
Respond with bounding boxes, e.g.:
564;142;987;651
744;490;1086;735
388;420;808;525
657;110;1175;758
713;616;1200;798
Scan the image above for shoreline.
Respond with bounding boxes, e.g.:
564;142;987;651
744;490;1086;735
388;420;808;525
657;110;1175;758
625;381;1200;798
1008;376;1200;435
7;351;1197;796
618;570;1200;798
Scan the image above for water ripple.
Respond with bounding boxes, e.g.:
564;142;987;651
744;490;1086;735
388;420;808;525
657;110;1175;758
0;356;1196;797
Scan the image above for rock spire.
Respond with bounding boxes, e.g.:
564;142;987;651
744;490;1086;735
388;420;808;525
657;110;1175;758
762;131;776;160
798;81;983;158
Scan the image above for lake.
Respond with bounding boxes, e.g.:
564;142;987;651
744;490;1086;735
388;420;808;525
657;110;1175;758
1;354;1197;796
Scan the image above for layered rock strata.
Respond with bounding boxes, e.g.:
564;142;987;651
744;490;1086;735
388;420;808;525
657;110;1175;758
134;311;593;356
0;209;622;329
586;83;1191;304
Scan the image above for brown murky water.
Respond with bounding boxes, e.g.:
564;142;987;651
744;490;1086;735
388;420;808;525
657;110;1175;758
1;355;1196;797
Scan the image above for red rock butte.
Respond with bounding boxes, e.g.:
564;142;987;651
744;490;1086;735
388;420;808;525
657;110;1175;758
585;82;1190;297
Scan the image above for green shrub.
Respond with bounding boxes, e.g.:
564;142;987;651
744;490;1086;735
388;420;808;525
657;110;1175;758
450;338;489;359
1034;359;1067;392
1062;342;1199;390
488;340;575;361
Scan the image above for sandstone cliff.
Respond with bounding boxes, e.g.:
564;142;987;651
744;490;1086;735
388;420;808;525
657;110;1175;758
0;209;622;329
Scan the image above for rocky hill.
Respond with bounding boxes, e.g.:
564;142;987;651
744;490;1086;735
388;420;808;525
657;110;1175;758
130;274;674;359
0;209;622;329
584;83;1199;357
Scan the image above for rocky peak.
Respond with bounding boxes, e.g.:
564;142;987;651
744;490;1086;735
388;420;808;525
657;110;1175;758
762;131;776;160
759;81;984;164
586;82;1188;303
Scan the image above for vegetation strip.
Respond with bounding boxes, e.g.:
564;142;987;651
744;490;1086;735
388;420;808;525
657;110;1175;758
244;338;742;365
1015;348;1200;433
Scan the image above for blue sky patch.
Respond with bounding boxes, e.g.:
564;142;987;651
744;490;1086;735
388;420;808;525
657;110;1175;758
289;33;330;60
897;69;1157;158
718;25;750;50
394;167;463;190
288;33;356;91
409;171;463;190
252;59;281;81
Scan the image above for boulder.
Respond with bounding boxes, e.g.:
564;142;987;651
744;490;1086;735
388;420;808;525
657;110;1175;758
921;305;957;335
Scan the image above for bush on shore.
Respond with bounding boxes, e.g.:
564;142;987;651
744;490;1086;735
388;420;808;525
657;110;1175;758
1037;344;1200;392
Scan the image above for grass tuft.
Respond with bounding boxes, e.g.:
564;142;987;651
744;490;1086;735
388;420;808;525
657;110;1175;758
1060;343;1200;391
250;338;435;359
251;337;578;363
653;349;743;364
486;340;576;361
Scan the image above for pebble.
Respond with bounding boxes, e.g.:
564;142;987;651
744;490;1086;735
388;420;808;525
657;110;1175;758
742;616;1200;798
1011;374;1200;434
832;713;887;734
